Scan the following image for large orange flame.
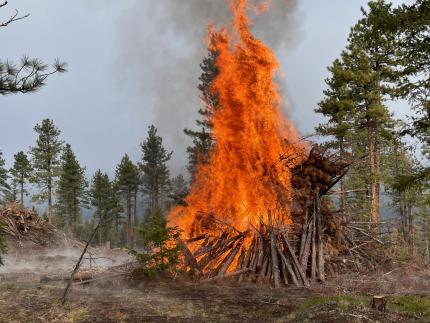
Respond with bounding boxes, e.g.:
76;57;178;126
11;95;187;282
170;0;305;238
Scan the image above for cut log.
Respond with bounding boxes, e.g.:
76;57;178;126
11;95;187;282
282;233;310;287
176;238;201;276
317;211;325;282
299;215;313;271
276;243;300;287
217;241;242;276
311;213;317;281
269;214;282;288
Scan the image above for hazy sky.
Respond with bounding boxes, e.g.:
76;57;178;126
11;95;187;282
1;0;409;179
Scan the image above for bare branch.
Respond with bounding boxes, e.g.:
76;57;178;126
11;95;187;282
0;4;30;28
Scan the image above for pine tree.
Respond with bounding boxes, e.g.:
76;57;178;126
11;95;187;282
90;170;112;246
140;125;172;214
0;3;67;95
0;150;9;203
56;144;88;234
9;151;32;206
384;136;422;252
30;119;63;224
184;50;219;178
389;1;430;159
315;58;355;218
115;154;139;248
169;174;188;207
317;2;398;223
131;209;180;276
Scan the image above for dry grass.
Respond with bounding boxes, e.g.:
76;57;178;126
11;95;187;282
0;279;428;322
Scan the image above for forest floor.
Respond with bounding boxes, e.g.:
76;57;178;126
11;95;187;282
2;239;430;322
1;279;430;322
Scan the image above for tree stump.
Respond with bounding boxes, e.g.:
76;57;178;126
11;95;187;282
371;295;386;312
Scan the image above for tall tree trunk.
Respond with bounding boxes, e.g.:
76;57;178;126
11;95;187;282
115;214;119;247
127;190;132;248
20;182;24;206
48;179;52;224
368;123;379;224
407;203;414;254
339;140;347;220
134;189;138;226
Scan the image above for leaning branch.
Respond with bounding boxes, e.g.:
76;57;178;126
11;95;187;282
61;219;101;305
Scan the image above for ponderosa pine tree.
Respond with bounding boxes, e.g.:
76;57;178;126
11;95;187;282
384;134;423;252
315;58;355;218
389;1;430;159
140;125;172;214
30;119;63;224
115;154;139;248
56;144;88;234
0;2;66;95
10;151;32;206
184;50;219;178
168;174;188;207
0;150;9;203
317;1;397;223
90;170;112;246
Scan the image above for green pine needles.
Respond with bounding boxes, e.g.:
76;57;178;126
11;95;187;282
131;209;181;277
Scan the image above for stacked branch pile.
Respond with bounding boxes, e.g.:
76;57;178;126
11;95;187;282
179;145;358;287
0;202;83;248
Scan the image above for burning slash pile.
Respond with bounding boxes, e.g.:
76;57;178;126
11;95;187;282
169;0;355;287
0;202;68;248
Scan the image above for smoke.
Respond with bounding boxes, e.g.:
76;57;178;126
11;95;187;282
116;0;301;175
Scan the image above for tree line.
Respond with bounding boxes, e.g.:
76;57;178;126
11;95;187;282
314;0;430;254
0;120;189;248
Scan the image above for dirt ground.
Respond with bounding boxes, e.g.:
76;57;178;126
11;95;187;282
2;240;430;323
1;279;430;323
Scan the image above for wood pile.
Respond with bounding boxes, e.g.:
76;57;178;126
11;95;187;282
179;145;357;287
0;202;63;247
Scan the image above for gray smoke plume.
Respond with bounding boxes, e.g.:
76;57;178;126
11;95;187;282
116;0;301;175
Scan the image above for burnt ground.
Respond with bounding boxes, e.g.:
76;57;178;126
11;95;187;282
1;241;430;322
0;279;429;323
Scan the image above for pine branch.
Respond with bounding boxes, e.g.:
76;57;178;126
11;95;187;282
0;7;29;28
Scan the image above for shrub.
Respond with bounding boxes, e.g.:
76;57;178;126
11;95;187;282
131;209;180;277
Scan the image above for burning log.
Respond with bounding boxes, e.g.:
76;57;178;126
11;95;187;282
171;145;356;288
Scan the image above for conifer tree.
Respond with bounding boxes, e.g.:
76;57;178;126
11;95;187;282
184;50;219;178
344;1;397;223
132;209;180;275
56;144;88;234
389;1;430;159
90;170;112;245
169;174;188;207
384;135;422;252
315;59;355;217
30;119;63;224
10;151;32;206
0;150;9;202
0;2;67;95
140;125;172;214
317;2;397;223
115;154;139;248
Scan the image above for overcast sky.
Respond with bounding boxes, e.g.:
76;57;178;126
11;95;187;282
1;0;409;179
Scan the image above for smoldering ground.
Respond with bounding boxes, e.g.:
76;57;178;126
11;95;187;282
115;0;302;175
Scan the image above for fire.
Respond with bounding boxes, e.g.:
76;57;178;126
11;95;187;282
170;0;305;238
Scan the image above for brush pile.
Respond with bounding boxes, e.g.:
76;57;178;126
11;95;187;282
178;145;362;287
0;203;63;247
